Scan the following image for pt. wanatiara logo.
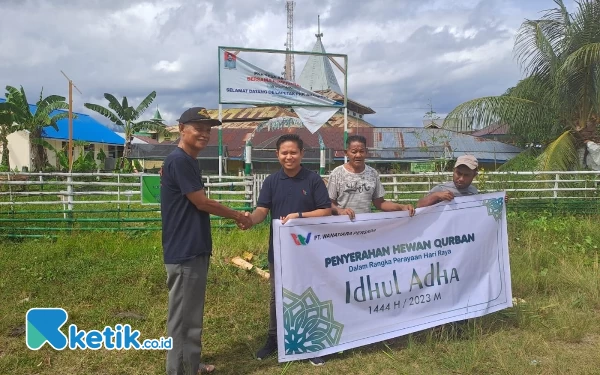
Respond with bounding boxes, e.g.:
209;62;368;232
291;233;311;246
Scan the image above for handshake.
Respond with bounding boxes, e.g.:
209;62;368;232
236;211;253;230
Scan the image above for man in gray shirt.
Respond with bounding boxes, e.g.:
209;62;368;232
417;155;479;208
328;135;414;219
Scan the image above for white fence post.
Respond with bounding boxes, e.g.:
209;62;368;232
117;174;121;209
67;175;74;212
393;176;398;201
554;173;559;199
244;177;252;210
206;176;210;199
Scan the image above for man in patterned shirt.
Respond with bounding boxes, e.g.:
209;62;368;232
328;135;414;220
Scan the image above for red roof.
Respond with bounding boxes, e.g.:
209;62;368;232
205;127;378;158
471;123;510;137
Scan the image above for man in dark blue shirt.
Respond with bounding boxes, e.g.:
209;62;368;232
247;134;331;366
161;107;251;375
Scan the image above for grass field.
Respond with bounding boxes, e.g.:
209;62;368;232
1;212;599;374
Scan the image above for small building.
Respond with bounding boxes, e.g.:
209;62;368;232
1;98;124;171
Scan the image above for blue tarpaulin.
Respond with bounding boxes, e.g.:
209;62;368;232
0;98;124;145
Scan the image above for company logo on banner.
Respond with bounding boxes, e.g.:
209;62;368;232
26;308;172;351
272;193;512;363
218;47;342;133
291;233;312;246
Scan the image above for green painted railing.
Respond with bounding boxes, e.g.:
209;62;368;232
1;171;600;238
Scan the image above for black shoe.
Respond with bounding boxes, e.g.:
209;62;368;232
256;335;277;360
309;356;325;366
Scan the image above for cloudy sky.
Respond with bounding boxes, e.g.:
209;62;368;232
0;0;576;129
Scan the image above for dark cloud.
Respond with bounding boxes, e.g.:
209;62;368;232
0;0;552;129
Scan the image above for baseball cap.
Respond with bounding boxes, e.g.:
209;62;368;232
177;107;221;126
454;155;478;170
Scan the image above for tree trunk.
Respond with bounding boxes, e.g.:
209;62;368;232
578;115;600;142
124;139;131;158
30;128;48;172
0;131;9;169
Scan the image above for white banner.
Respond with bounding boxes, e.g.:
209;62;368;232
273;192;511;363
292;106;339;134
219;49;343;107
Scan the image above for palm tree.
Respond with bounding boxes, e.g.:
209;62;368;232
4;86;69;171
445;0;600;170
84;92;165;168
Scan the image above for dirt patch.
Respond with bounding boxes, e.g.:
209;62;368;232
8;324;25;337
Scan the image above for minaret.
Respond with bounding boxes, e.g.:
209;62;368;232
152;106;164;124
297;15;342;93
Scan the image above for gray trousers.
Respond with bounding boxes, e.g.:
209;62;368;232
165;255;210;375
268;262;277;337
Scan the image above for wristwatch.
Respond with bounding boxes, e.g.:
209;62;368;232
298;212;303;218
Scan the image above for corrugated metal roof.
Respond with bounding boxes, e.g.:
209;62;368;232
370;127;522;162
208;106;296;122
156;126;522;162
424;117;473;132
162;106;375;129
0;98;124;145
165;102;375;130
132;135;160;145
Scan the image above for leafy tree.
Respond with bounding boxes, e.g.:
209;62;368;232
445;0;600;170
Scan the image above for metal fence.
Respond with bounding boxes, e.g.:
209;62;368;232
0;172;253;238
378;171;600;201
1;170;599;238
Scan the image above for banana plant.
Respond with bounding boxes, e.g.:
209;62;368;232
4;86;69;171
84;92;167;169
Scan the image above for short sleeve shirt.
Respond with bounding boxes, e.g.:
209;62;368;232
257;166;331;263
160;147;212;264
327;165;385;214
429;181;479;196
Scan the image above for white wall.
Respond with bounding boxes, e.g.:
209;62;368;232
45;139;62;168
95;144;108;161
7;130;31;171
7;134;113;171
45;140;110;169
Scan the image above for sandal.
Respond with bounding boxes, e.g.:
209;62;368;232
198;364;215;374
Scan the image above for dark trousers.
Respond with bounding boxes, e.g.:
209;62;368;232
165;255;210;375
268;262;277;337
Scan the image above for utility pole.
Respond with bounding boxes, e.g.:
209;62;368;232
60;71;82;172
